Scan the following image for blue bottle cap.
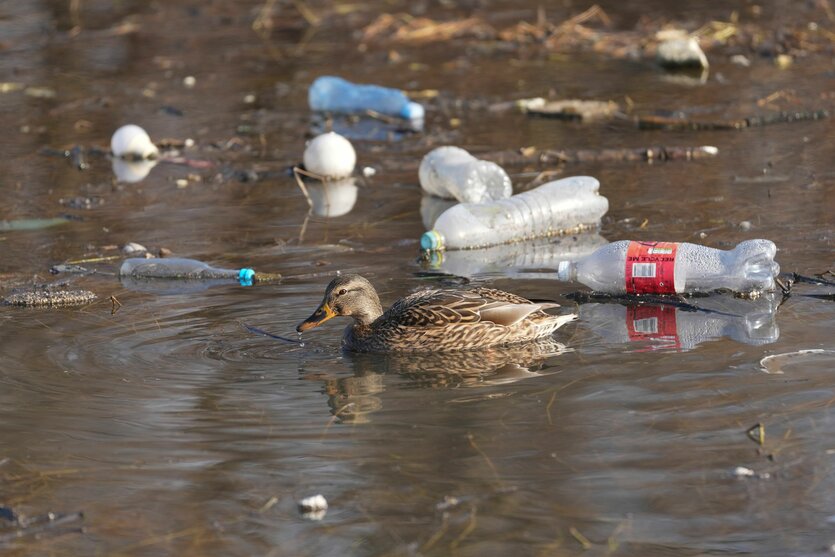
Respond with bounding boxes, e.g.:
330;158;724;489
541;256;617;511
420;230;444;251
401;101;425;120
238;268;255;286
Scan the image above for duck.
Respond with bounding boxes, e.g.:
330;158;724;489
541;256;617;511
296;274;576;352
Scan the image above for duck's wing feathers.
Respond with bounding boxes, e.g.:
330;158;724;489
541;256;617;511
384;288;560;328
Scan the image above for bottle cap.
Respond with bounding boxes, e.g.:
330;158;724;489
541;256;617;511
401;101;425;120
420;230;444;251
557;261;570;282
238;268;255;286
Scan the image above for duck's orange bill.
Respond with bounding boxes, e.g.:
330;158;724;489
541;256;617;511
296;302;337;332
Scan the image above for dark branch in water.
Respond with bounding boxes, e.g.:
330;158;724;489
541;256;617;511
636;110;829;131
482;145;718;166
241;322;303;345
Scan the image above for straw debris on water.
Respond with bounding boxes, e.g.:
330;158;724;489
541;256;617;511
3;289;97;308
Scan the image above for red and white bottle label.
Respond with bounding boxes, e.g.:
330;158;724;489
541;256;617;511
626;305;680;350
625;241;679;295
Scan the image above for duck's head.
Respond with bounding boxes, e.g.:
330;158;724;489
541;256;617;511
296;274;383;332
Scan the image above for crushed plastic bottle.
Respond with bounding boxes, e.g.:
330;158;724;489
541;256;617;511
119;258;280;286
579;292;780;351
556;239;779;294
421;176;608;251
422;233;608;279
420;195;458;230
308;76;424;121
418;146;512;203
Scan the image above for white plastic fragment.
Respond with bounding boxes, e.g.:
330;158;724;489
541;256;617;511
122;242;148;256
733;466;755;478
656;35;709;69
303;132;356;180
732;466;771;480
298;494;328;520
362;166;377;178
111;124;159;159
183;75;196;88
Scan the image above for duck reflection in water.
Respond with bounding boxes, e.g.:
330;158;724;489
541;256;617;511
318;337;570;424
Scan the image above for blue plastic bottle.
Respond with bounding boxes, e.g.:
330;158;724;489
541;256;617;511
309;76;424;120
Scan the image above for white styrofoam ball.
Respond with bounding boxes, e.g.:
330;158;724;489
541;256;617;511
303;132;356;180
111;124;159;159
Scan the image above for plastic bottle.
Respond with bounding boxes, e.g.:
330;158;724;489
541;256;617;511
418;146;512;203
556;239;779;294
578;293;780;351
119;258;281;286
308;76;424;121
421;176;608;251
422;233;609;279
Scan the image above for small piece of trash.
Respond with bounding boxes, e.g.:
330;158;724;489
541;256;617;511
183;75;196;88
732;466;770;479
298;494;328;520
733;466;755;477
362;166;377;178
760;349;835;374
122;242;147;256
436;495;461;511
730;54;751;67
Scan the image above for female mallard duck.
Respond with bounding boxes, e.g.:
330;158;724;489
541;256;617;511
296;274;576;352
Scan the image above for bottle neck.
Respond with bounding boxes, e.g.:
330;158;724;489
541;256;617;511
556;260;576;282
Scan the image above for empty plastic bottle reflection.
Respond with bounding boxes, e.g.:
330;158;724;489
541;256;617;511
419;146;512;203
423;233;609;279
556;239;779;294
421;176;609;251
119;258;281;286
308;76;424;121
579;293;780;351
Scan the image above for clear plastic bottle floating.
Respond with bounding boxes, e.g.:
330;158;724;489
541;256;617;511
421;176;609;251
556;239;779;294
422;233;609;279
579;292;780;351
119;258;281;286
308;76;424;121
419;146;512;203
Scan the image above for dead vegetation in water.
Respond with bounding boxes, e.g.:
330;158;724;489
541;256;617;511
352;2;835;62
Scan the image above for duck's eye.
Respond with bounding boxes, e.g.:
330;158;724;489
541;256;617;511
337;288;348;296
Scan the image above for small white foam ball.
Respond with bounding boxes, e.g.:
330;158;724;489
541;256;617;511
111;124;159;159
303;132;356;180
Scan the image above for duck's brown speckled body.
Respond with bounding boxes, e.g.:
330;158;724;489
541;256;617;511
297;274;576;353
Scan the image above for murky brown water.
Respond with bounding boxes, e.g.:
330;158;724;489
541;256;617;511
1;1;834;555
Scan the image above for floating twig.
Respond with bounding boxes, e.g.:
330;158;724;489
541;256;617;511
241;322;303;345
636;110;829;131
482;145;718;166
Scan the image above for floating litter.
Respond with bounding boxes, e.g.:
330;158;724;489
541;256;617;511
3;290;97;308
760;349;835;374
298;494;328;520
303;132;356;180
111;124;159;159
